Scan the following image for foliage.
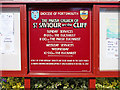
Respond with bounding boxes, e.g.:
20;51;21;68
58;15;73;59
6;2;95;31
96;78;120;89
0;77;24;89
31;77;88;90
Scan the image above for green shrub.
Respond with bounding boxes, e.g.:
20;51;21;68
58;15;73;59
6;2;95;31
31;78;88;90
96;78;120;89
0;77;24;89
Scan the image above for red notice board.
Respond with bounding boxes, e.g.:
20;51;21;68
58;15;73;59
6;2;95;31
0;5;27;77
29;7;92;73
94;5;120;77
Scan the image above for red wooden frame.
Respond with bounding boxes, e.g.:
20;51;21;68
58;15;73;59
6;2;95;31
25;78;30;89
0;3;119;78
0;5;27;77
93;5;120;77
89;78;96;90
0;3;119;90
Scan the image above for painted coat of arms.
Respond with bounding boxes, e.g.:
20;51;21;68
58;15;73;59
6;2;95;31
80;10;88;20
31;10;39;20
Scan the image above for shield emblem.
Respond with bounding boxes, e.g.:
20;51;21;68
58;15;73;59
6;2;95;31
80;10;88;20
31;10;39;20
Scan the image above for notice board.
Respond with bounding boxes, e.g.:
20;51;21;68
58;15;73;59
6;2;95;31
100;8;120;71
0;8;21;71
29;7;91;73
